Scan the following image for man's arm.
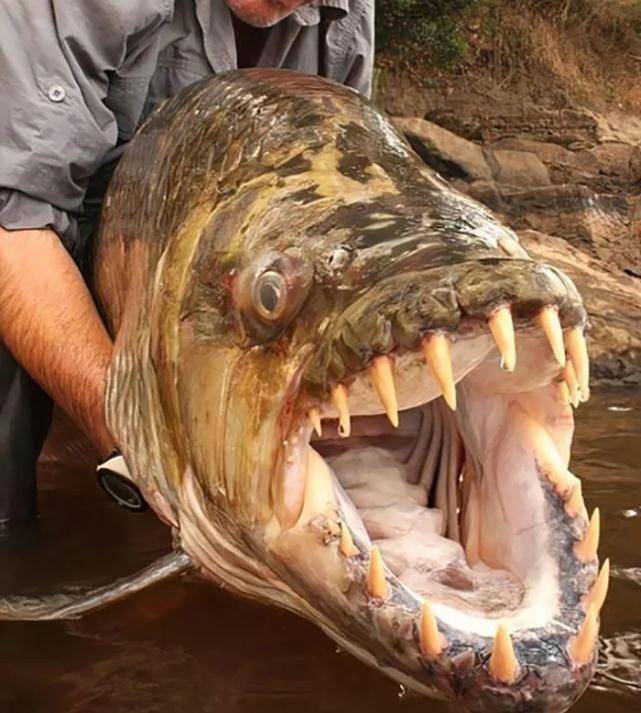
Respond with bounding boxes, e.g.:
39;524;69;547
0;227;115;456
0;2;171;456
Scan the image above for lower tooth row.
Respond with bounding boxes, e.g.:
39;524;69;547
290;446;604;685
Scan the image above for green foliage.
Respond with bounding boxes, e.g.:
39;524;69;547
375;0;479;69
375;0;641;72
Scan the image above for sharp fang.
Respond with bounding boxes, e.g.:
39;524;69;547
538;306;566;367
569;604;599;667
564;361;580;407
331;384;351;438
565;481;588;520
422;333;457;410
565;327;590;401
308;408;322;437
419;601;444;658
574;508;600;562
367;545;389;600
296;447;337;527
584;558;610;613
339;522;359;558
489;623;520;684
488;306;516;372
368;355;399;428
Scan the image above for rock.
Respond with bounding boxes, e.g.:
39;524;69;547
594;111;641;146
489;138;599;185
393;117;492;182
494;185;638;274
518;229;641;384
589;142;641;184
489;149;551;188
451;179;502;210
425;106;600;146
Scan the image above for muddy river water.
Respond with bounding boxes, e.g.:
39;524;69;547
1;390;640;713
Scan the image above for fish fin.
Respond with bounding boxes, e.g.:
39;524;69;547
0;549;192;620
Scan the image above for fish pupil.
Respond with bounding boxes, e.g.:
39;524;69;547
259;279;281;313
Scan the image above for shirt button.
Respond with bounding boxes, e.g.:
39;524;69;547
47;85;66;102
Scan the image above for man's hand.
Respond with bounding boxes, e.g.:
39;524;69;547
0;227;115;456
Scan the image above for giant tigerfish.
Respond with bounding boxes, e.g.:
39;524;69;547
2;70;607;712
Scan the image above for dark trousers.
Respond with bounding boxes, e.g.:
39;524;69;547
0;341;53;523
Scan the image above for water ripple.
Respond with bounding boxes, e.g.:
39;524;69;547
595;631;641;693
611;567;641;586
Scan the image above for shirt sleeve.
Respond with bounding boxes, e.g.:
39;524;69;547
0;1;169;254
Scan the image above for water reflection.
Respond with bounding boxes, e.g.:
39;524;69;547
0;390;640;712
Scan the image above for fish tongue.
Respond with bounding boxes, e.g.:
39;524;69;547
360;503;443;540
327;446;427;507
374;505;457;578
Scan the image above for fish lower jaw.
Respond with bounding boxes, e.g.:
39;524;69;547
264;315;606;700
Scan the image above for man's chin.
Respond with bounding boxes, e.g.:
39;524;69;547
225;0;308;27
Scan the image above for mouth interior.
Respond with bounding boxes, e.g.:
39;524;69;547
305;331;574;636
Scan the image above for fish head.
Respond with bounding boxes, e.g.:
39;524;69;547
103;70;606;712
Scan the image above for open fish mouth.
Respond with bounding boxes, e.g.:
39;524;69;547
264;265;607;710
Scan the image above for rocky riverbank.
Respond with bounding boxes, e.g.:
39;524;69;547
393;109;641;385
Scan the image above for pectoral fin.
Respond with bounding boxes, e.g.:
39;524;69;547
0;549;192;620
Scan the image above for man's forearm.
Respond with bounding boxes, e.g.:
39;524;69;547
0;227;115;456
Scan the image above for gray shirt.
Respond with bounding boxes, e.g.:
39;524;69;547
0;0;374;260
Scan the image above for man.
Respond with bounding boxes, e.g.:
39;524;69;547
0;0;374;523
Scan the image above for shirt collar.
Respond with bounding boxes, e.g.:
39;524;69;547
293;0;350;26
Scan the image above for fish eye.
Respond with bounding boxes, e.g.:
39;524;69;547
253;270;287;322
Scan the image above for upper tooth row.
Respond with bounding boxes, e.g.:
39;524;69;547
309;306;589;434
